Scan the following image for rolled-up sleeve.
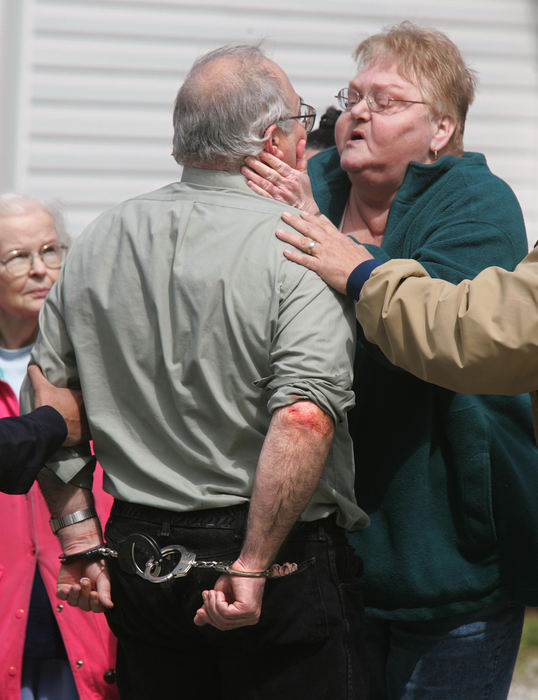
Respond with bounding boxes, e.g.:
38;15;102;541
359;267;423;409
255;266;356;422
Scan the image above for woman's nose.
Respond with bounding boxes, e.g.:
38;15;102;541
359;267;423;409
350;97;371;120
29;252;47;276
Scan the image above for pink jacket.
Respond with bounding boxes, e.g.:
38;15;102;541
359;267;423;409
0;380;118;700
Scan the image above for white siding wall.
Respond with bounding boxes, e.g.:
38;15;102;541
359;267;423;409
2;0;538;247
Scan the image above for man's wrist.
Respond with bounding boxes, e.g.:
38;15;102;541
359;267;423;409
346;259;384;300
49;507;98;535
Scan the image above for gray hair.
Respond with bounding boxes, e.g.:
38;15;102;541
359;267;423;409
172;45;294;171
0;192;70;245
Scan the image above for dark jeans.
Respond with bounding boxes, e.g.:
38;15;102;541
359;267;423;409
104;500;367;700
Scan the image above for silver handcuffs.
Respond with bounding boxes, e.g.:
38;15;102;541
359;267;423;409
59;533;271;583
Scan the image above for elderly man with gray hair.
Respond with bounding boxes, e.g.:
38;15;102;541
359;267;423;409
22;45;368;699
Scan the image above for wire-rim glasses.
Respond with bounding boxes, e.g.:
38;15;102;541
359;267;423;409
0;243;68;277
279;102;317;134
335;87;426;114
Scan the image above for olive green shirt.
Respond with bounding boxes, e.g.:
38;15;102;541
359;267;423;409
23;168;368;530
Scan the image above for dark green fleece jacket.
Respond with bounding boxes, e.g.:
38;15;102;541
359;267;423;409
309;147;538;620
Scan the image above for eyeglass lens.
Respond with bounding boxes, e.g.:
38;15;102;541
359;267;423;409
2;245;66;275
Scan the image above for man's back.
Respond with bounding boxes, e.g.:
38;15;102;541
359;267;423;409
33;168;363;528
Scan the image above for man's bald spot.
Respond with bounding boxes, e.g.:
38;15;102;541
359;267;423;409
192;53;294;107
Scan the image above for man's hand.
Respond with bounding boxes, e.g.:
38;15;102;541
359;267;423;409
57;559;114;613
28;365;90;446
193;559;266;630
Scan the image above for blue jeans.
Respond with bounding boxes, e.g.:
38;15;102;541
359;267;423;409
104;500;368;700
366;602;525;699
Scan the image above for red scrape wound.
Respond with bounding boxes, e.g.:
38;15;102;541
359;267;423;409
285;402;332;434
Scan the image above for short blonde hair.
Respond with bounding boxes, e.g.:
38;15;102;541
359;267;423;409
353;22;477;155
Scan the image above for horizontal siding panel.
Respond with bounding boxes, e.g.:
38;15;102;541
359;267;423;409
37;0;534;27
11;0;534;247
24;172;179;205
464;122;536;151
30;141;176;173
32;25;536;64
32;72;179;104
34;2;536;59
29;105;173;139
32;39;219;73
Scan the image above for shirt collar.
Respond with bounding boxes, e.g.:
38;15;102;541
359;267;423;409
180;166;253;195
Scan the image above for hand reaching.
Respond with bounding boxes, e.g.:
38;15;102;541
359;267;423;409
276;210;374;294
241;142;319;215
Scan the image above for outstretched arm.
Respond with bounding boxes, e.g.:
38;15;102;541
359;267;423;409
194;400;334;630
357;252;538;397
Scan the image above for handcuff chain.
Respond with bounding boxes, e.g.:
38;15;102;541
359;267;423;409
194;560;271;577
193;559;230;573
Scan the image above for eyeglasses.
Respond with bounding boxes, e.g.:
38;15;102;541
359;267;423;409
0;243;68;277
279;102;317;134
335;87;426;114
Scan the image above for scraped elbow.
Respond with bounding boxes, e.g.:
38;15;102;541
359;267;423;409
280;401;334;437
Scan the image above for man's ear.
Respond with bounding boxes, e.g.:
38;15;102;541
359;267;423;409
430;114;457;154
263;124;284;160
296;138;307;171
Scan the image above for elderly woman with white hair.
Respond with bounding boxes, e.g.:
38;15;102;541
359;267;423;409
243;22;538;700
0;194;118;700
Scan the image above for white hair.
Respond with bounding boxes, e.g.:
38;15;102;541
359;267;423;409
0;193;70;245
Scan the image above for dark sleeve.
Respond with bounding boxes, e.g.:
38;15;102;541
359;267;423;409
346;260;384;300
0;406;67;494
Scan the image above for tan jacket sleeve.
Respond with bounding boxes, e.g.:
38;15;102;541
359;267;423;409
356;247;538;397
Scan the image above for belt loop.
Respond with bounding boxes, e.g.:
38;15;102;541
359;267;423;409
233;504;247;541
159;519;171;538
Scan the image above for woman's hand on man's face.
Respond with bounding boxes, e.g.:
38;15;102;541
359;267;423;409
276;211;373;295
241;145;319;215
